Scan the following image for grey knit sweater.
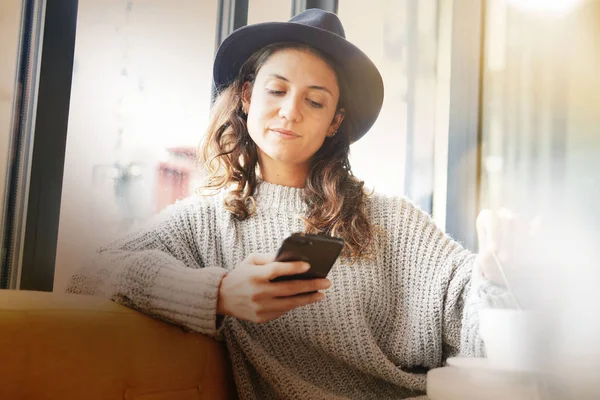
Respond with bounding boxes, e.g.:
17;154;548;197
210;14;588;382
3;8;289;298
66;181;506;399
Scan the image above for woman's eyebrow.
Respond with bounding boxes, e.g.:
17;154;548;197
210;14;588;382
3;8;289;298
267;73;333;96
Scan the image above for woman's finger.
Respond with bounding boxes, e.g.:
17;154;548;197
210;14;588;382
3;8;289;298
268;278;330;297
264;291;325;313
247;253;276;265
260;261;310;281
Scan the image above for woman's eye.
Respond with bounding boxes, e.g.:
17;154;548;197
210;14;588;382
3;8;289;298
266;89;285;96
308;99;324;109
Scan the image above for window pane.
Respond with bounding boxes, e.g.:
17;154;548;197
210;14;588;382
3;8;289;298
248;0;292;24
0;0;22;208
479;1;600;379
0;0;25;289
480;0;600;217
338;0;443;214
54;0;218;291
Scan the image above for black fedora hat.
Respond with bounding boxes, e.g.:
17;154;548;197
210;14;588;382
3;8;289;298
213;9;384;143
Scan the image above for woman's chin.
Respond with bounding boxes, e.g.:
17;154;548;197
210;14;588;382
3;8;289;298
262;150;303;166
256;142;312;166
261;146;293;161
269;154;298;164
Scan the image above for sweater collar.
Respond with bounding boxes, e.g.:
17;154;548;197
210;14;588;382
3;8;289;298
253;180;308;214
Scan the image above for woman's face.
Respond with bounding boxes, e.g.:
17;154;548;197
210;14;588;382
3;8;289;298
242;48;344;169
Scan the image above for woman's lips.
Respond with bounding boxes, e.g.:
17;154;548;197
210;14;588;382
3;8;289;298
269;128;300;139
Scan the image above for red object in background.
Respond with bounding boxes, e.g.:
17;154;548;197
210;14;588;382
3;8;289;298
156;147;198;212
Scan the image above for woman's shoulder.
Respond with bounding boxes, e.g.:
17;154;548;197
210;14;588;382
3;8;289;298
364;190;461;255
154;190;226;222
365;190;431;222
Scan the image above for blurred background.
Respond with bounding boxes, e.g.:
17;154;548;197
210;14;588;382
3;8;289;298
0;0;599;397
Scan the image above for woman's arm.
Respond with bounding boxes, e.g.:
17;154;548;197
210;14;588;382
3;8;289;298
380;196;513;361
432;227;516;359
66;196;228;337
450;258;515;357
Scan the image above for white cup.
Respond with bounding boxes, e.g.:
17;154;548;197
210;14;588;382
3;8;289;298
479;308;545;371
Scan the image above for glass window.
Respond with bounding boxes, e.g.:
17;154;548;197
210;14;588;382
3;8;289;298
479;1;600;377
338;0;445;215
248;0;292;24
54;0;219;291
480;0;600;218
0;0;22;206
53;0;449;290
0;0;24;289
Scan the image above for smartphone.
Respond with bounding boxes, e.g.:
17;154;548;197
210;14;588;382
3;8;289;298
271;233;345;282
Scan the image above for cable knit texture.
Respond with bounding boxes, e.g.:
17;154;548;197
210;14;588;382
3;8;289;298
66;181;507;399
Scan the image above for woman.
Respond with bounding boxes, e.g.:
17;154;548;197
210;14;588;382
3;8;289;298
67;9;512;399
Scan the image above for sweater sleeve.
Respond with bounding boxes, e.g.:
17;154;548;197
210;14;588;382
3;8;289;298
457;261;517;357
427;222;516;359
65;195;228;338
381;196;513;363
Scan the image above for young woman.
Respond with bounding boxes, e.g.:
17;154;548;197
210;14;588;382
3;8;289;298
67;9;512;399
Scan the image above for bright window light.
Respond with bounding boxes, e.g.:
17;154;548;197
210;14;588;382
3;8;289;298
507;0;583;14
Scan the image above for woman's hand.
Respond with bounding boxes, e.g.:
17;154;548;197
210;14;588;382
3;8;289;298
216;253;330;323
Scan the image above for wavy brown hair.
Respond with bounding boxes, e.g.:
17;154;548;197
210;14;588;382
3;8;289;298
198;42;374;261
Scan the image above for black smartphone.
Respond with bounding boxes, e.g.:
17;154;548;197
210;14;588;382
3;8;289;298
271;233;345;282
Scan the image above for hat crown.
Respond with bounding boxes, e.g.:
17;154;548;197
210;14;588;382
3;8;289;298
289;9;346;39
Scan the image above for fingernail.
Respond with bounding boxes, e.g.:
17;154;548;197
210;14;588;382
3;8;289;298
303;263;310;271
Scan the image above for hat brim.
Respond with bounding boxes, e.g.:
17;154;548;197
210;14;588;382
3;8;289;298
213;21;384;143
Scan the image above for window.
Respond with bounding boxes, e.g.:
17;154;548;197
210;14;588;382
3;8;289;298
480;0;600;220
248;0;292;24
38;0;452;290
478;0;600;369
338;0;444;215
54;0;219;291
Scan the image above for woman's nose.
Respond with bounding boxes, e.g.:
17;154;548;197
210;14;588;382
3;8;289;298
278;94;302;122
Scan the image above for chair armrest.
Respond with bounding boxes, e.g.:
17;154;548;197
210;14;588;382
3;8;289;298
0;289;236;400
